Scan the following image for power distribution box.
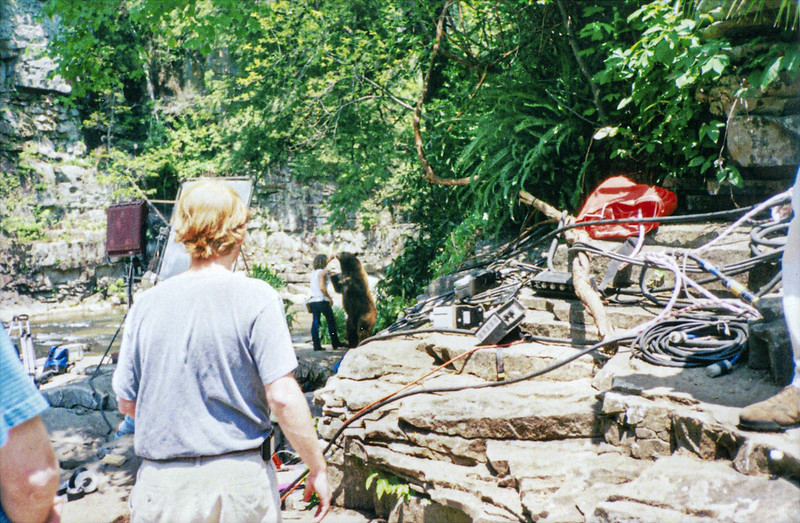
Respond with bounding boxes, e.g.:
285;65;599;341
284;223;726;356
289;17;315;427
454;270;498;301
455;305;484;329
531;271;575;297
476;299;526;345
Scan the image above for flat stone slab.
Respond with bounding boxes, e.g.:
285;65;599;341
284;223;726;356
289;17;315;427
398;378;603;440
423;336;598;382
592;454;800;522
596;352;800;478
598;351;783;408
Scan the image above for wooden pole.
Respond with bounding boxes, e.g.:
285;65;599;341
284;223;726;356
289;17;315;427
519;190;615;339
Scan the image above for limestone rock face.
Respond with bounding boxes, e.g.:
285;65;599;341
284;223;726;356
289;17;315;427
692;0;800;180
593;455;800;522
0;0;74;158
727;115;800;171
317;319;800;521
0;1;410;311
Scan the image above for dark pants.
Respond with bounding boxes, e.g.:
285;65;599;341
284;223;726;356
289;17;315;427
310;300;342;350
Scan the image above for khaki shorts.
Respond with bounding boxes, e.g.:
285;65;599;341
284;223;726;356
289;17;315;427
130;452;281;523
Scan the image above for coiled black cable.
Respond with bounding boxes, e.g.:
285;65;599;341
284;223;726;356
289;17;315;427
635;315;748;368
750;221;789;256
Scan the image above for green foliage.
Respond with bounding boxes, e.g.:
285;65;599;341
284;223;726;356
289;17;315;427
365;470;413;503
590;1;732;182
319;306;346;346
105;278;127;300
454;80;591;223
743;41;800;94
250;263;296;329
429;213;486;279
39;0;800;310
1;148;55;241
304;492;319;510
590;0;797;188
1;211;47;241
724;0;798;30
250;263;287;289
377;233;439;303
296;369;329;392
373;293;409;334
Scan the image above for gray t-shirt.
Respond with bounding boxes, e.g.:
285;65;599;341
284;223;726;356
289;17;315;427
112;265;297;460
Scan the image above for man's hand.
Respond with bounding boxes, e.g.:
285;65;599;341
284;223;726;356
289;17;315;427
266;374;331;521
303;469;331;522
117;397;136;418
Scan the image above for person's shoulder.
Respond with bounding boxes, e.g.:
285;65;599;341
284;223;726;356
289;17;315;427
131;280;166;305
247;275;279;291
137;273;189;299
232;272;280;297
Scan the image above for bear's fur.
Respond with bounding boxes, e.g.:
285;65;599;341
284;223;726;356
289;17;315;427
331;252;377;348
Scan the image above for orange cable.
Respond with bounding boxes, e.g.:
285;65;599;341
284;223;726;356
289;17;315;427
279;337;522;502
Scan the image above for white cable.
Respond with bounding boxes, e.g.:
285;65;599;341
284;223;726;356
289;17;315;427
630;210;646;259
694;189;792;255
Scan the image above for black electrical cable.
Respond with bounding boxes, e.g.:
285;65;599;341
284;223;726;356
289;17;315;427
361;326;599;347
402;203;785;327
635;315;748;368
570;241;783;276
570;238;785;307
362;327;476;343
502;204;765;261
750;221;789;256
280;334;630;497
88;312;128;437
383;264;540;335
755;269;783;298
282;199;790;496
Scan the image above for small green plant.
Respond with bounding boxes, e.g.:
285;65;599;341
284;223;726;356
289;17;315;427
0;193;54;242
250;263;296;329
296;369;328;392
373;293;409;334
105;278;127;300
365;470;413;503
305;492;319;510
1;216;44;241
250;263;286;289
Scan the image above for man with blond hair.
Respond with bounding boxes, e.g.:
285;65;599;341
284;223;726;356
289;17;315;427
112;179;330;522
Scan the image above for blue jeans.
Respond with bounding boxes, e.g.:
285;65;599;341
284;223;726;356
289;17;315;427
309;300;341;350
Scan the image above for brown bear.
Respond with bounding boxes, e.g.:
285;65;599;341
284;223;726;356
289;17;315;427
331;252;377;348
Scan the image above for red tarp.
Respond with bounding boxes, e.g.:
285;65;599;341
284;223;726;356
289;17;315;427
575;175;678;239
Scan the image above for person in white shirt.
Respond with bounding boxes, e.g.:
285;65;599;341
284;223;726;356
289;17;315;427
308;254;343;351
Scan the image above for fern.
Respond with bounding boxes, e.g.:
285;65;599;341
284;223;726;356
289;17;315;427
456;83;590;225
365;471;413;502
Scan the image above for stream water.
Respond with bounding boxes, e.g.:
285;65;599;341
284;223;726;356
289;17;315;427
11;307;313;360
14;311;128;359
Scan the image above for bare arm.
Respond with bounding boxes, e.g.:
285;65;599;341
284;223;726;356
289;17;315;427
265;373;331;522
117;397;136;418
0;416;61;523
319;270;333;301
